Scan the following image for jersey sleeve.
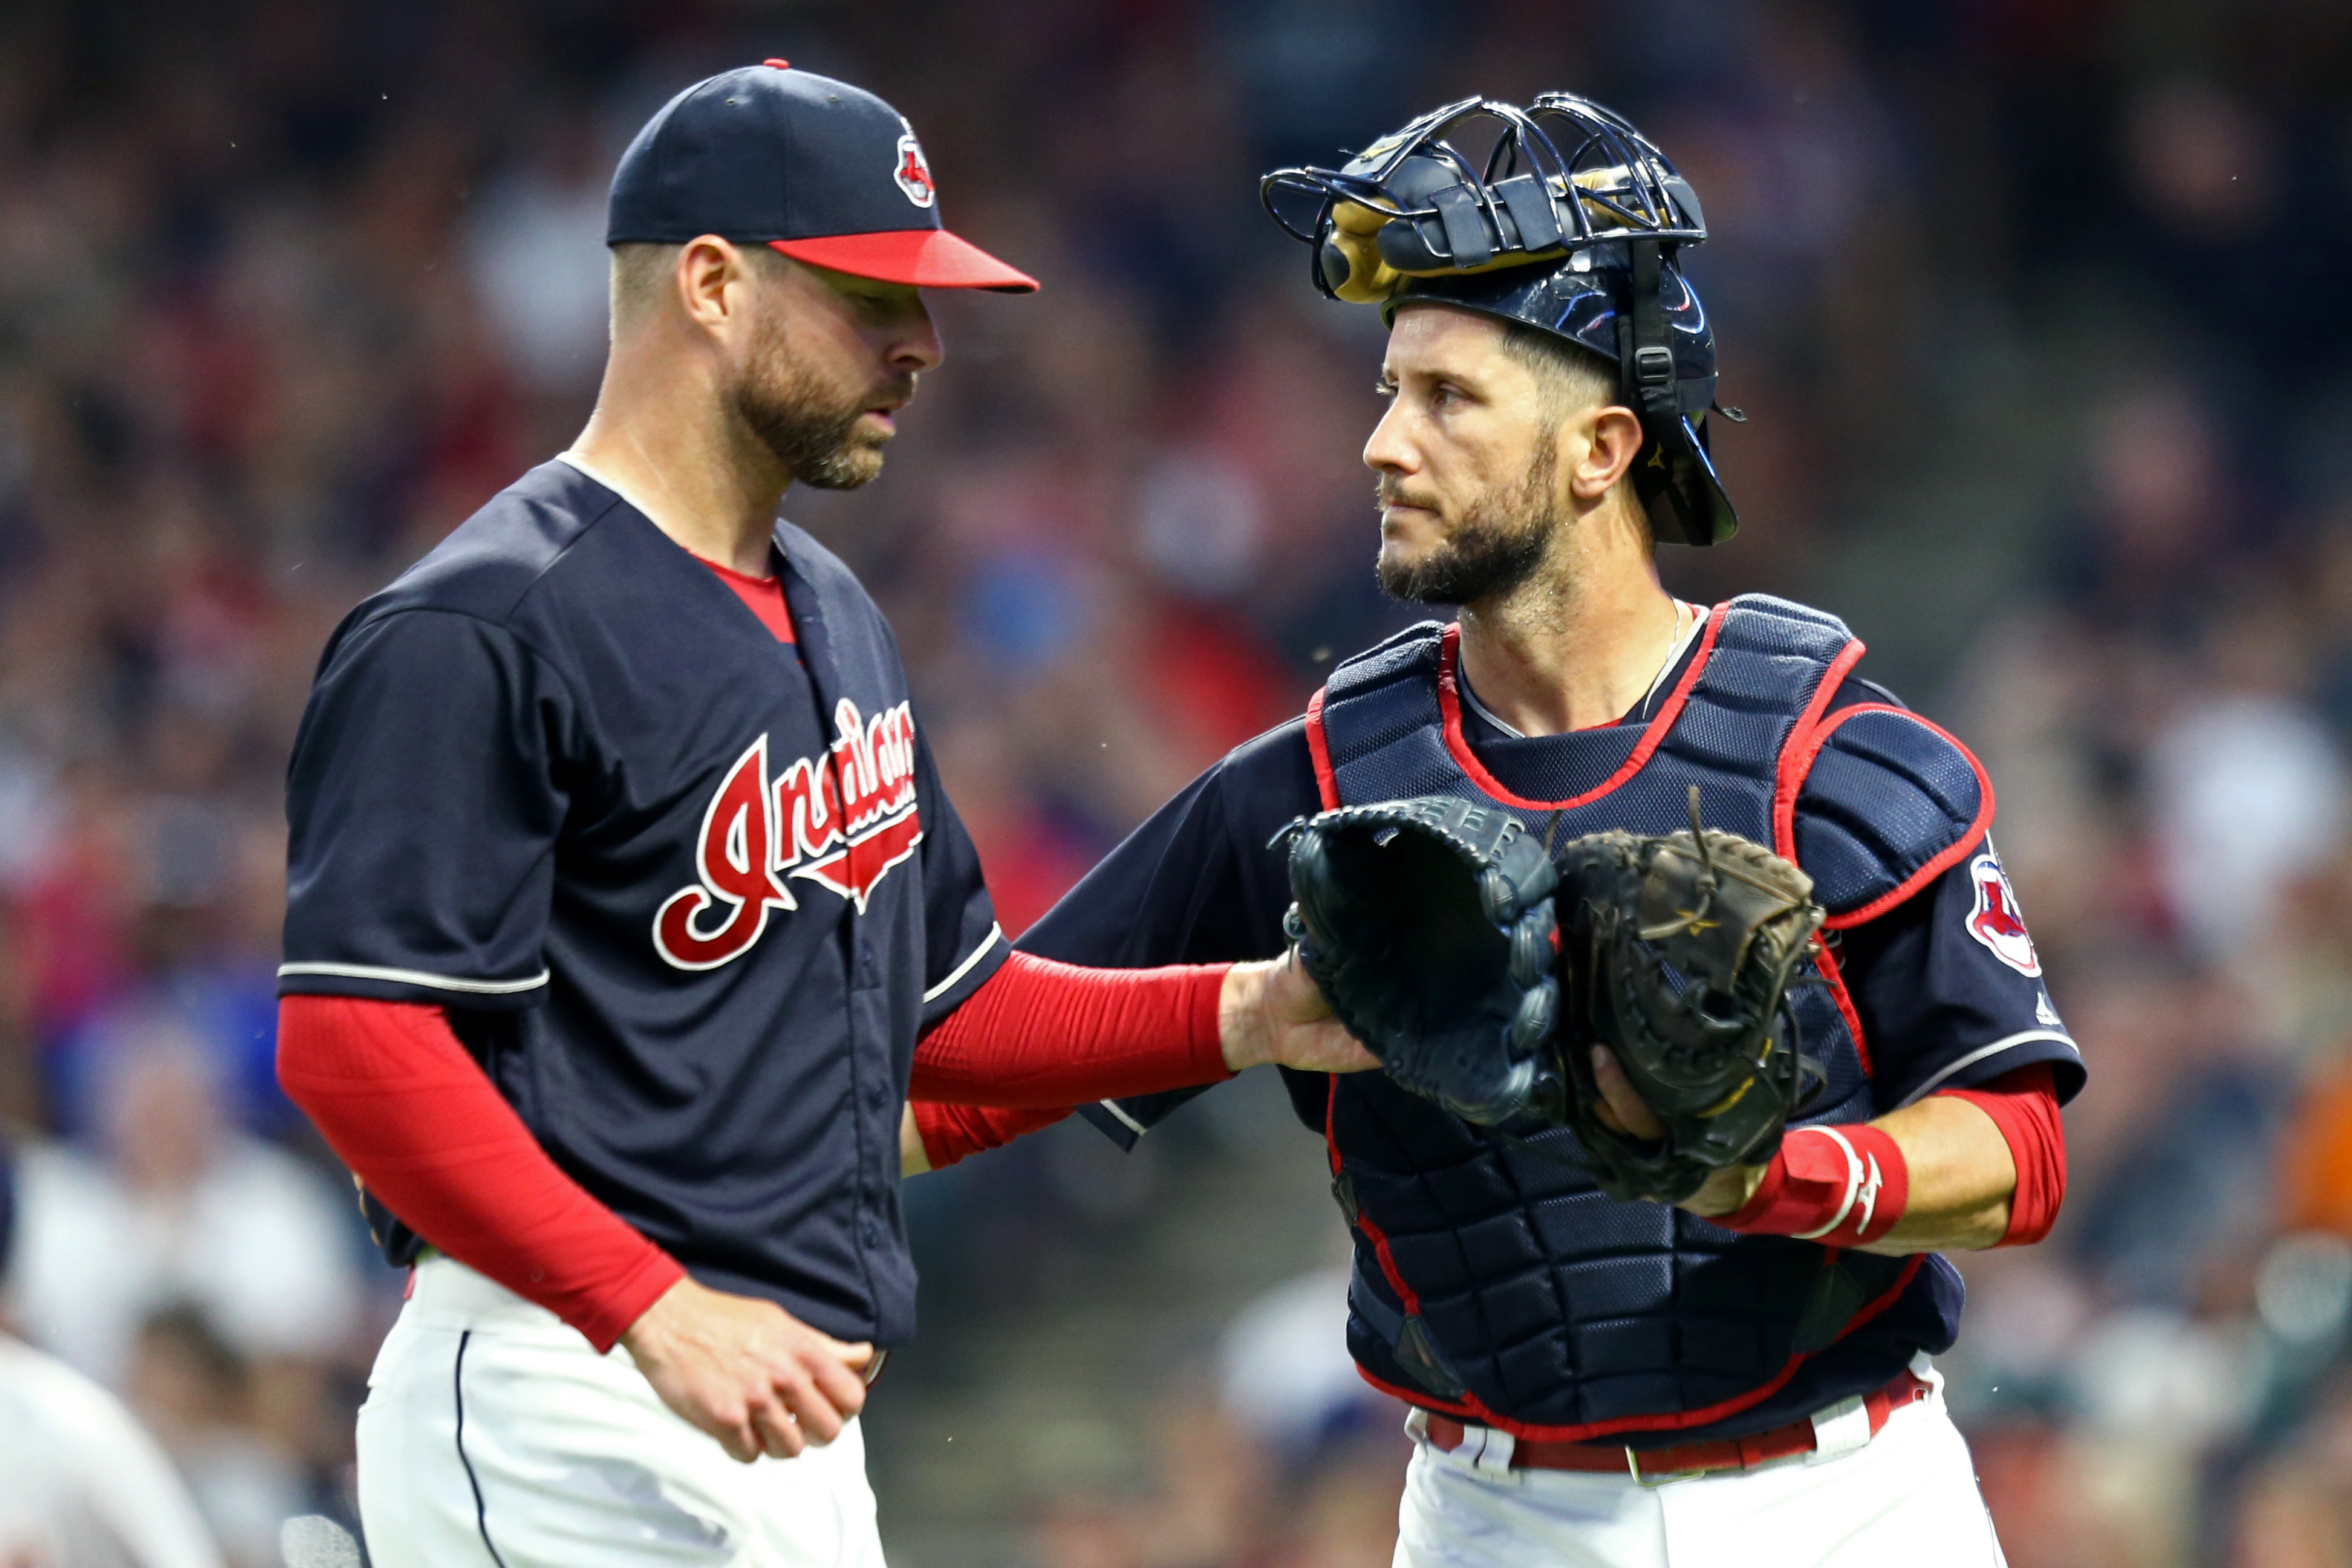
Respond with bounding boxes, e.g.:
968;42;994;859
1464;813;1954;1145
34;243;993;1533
280;610;578;1008
1018;717;1321;1145
1832;838;2087;1110
911;724;1009;1029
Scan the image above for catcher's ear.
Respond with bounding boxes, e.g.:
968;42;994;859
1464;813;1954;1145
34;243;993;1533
1565;403;1646;503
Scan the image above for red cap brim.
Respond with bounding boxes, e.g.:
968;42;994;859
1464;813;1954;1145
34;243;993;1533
767;230;1038;293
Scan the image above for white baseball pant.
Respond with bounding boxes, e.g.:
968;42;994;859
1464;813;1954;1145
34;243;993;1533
1393;1364;2007;1568
356;1257;884;1568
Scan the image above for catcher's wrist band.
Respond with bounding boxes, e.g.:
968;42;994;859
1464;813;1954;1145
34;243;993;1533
1717;1124;1908;1247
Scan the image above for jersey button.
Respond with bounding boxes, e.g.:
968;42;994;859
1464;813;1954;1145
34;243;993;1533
861;1218;881;1247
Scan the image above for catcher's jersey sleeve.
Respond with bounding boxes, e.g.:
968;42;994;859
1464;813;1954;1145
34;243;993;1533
282;609;573;1006
1832;837;2085;1109
1019;717;1318;1144
911;727;1010;1029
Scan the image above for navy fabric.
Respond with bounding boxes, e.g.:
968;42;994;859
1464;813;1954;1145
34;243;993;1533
1031;596;2082;1443
281;460;1005;1346
608;64;945;246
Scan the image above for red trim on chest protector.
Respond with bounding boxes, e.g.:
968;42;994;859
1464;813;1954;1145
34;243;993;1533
1305;686;1340;810
1808;933;1874;1078
1778;703;1996;931
1324;1076;1926;1443
1769;636;1869;857
1434;608;1726;812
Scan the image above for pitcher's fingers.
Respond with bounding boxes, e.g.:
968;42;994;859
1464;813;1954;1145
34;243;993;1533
702;1402;761;1465
774;1370;848;1446
819;1336;876;1373
804;1349;870;1422
748;1390;807;1461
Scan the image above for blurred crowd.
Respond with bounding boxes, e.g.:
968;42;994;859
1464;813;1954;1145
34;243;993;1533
0;0;2344;1564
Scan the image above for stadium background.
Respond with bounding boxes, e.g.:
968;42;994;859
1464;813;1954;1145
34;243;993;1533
0;0;2347;1563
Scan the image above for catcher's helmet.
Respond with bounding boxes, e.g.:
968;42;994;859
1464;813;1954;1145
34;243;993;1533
1262;94;1738;547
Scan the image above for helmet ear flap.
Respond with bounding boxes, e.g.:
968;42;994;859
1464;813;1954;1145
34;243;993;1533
1322;201;1405;303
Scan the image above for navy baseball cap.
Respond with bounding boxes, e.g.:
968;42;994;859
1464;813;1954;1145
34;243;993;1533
608;60;1037;293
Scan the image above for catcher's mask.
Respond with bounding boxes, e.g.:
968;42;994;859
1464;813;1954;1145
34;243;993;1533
1261;94;1739;547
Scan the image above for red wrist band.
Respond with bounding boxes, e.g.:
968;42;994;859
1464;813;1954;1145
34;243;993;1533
1718;1123;1909;1248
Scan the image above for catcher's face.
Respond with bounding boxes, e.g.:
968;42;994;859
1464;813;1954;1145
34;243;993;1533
1364;305;1643;605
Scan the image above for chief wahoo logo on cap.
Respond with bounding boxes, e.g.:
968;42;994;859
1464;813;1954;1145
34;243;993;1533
893;120;936;209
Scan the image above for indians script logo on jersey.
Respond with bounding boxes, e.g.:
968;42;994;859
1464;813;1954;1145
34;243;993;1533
653;699;923;971
893;121;936;208
1964;849;2040;977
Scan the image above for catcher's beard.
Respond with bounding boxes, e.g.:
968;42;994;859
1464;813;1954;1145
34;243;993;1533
731;309;914;491
1375;429;1563;606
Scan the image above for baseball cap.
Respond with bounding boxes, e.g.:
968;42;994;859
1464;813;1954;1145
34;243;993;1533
607;60;1037;293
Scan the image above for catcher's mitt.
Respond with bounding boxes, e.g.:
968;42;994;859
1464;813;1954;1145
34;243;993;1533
1552;788;1827;1203
1279;798;1560;1124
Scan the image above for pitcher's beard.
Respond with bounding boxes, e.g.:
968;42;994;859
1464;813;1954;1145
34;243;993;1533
733;319;912;491
1376;440;1561;606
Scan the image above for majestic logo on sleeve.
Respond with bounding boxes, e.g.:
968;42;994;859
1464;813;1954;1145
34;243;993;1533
893;122;936;209
1964;850;2040;977
653;700;924;971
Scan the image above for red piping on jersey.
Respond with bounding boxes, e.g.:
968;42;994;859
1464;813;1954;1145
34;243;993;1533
1432;608;1727;813
1777;703;1995;932
1305;685;1340;810
1769;637;1870;858
1323;1072;1927;1443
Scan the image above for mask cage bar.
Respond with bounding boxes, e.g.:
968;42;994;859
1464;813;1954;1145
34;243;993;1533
1260;94;1706;299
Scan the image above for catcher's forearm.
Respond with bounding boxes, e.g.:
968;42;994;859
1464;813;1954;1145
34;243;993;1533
1852;1095;2015;1255
1695;1095;2017;1252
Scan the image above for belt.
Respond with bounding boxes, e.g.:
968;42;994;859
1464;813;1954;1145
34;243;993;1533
1421;1369;1931;1484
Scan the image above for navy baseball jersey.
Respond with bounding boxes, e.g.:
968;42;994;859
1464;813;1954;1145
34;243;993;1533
281;458;1006;1345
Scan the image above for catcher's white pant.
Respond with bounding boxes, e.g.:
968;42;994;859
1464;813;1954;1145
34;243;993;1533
1393;1365;2007;1568
356;1257;884;1568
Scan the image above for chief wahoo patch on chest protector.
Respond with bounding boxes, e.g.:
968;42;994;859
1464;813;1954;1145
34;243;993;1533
1964;848;2040;977
654;698;924;971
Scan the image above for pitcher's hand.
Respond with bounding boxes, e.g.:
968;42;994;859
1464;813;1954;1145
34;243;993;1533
621;1275;873;1462
1219;949;1378;1075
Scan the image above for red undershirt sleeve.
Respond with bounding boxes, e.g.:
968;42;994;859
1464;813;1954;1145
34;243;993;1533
276;994;685;1352
1932;1062;2067;1246
911;1101;1072;1171
908;950;1234;1107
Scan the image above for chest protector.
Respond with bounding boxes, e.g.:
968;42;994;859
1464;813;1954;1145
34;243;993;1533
1309;594;1993;1443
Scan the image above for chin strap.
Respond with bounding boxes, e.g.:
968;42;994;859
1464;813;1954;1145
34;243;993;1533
1623;238;1680;428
